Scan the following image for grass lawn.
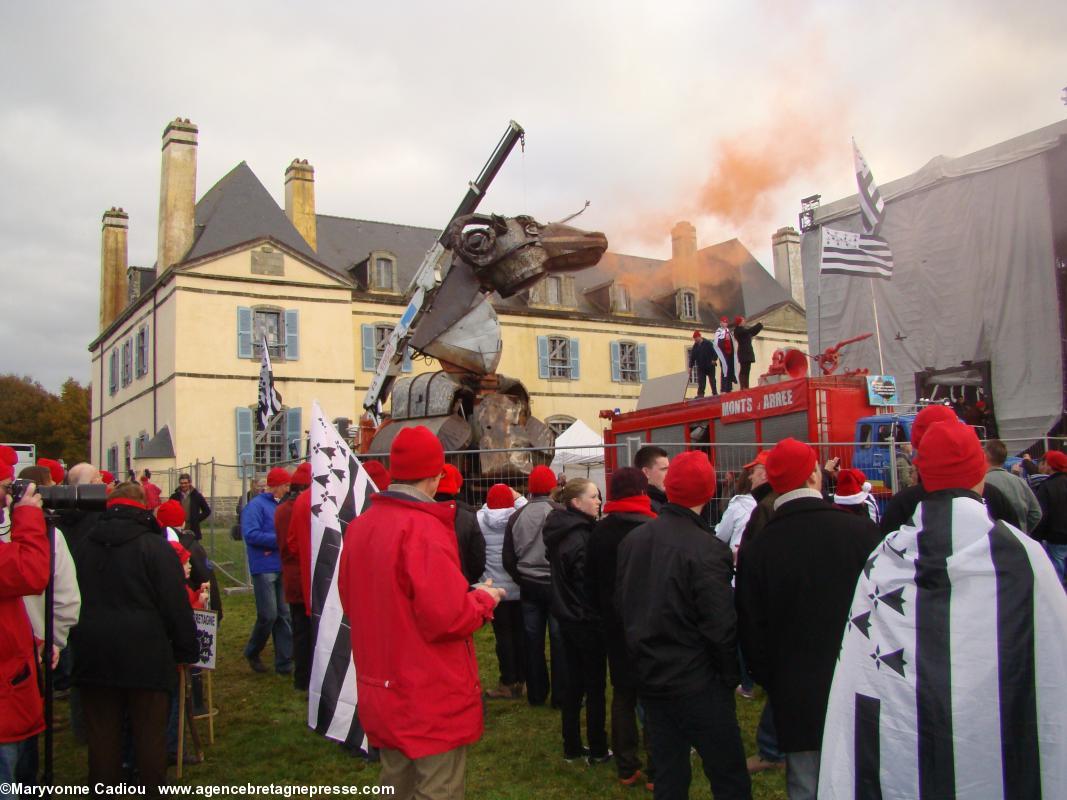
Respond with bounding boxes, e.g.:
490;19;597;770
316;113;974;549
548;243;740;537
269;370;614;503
51;540;788;798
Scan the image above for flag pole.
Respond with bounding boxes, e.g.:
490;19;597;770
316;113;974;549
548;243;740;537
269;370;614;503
869;278;885;374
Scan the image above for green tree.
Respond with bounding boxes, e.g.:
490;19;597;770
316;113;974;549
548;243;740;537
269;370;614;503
0;374;90;467
42;378;91;466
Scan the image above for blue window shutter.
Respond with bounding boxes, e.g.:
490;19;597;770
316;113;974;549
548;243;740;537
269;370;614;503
108;350;117;395
361;324;377;371
610;341;622;382
237;307;253;358
285;309;299;360
569;338;580;380
402;346;413;373
236;407;254;478
537;336;550;379
638;343;648;382
285;407;303;458
144;324;151;376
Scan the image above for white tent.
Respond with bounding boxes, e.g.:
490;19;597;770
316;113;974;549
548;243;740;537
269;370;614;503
550;419;605;494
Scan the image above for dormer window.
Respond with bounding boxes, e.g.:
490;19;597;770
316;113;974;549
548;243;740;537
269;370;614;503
614;285;631;313
546;276;562;305
681;291;697;320
370;252;398;292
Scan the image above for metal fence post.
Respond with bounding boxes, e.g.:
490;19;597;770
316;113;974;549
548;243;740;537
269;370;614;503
208;458;216;562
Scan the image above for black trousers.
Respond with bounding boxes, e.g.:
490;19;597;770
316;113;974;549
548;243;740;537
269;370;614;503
291;602;312;691
721;360;737;394
642;682;751;800
490;600;526;685
695;366;717;397
738;362;753;390
559;621;608;758
519;579;568;706
81;685;169;794
611;683;656;780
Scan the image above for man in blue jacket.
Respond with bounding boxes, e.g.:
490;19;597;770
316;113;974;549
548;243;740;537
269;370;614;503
242;467;293;674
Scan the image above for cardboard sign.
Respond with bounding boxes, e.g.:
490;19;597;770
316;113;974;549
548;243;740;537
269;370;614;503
866;375;899;406
193;609;218;670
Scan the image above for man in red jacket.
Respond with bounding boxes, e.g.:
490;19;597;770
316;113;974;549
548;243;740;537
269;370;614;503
0;468;49;788
339;427;504;798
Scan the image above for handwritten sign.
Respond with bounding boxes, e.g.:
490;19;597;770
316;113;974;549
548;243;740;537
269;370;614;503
193;609;218;670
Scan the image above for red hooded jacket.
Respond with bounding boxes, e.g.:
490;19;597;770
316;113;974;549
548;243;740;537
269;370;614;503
338;492;495;759
1;505;50;743
287;489;312;614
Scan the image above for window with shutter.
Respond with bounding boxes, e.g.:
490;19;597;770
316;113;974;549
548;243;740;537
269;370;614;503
547;336;571;378
235;407;254;478
616;341;640;383
284;309;299;360
108;350;118;395
237;307;253;358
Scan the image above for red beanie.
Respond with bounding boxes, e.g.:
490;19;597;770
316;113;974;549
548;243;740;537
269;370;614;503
765;438;817;494
528;465;557;495
0;445;17;466
719;316;729;324
833;468;870;505
1045;451;1067;473
664;450;715;508
437;463;463;495
101;470;115;484
734;316;744;326
911;405;958;448
291;462;312;487
486;483;515;510
363;460;391;490
266;467;291;487
692;330;702;339
390;426;444;481
915;421;988;492
38;458;65;485
156;499;186;529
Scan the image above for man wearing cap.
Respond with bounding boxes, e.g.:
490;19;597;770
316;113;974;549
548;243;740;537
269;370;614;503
276;463;312;690
881;405;1019;534
819;422;1067;797
339;426;504;797
502;464;568;707
616;450;751;799
1034;450;1067;586
688;331;718;398
713;317;740;394
732;316;763;390
241;467;293;675
735;438;880;799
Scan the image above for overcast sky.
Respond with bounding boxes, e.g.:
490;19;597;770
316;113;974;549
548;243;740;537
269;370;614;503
2;1;1064;392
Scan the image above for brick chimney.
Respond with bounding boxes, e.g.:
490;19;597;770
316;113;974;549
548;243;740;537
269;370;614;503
670;221;699;289
285;159;317;251
157;118;198;271
772;226;804;308
99;207;129;331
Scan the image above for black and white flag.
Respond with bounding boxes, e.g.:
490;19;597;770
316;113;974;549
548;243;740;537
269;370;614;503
257;336;283;431
853;140;886;236
306;401;379;752
818;493;1067;799
819;227;894;280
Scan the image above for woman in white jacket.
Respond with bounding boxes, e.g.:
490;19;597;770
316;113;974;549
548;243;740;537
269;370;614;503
478;483;528;699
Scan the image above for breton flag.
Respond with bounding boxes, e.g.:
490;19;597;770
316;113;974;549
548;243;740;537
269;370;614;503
257;336;283;431
853;139;886;235
818;493;1067;799
819;227;894;280
306;401;378;753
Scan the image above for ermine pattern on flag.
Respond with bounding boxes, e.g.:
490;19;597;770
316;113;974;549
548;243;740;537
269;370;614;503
306;401;377;751
853;140;886;235
257;336;283;431
817;493;1067;799
819;227;894;280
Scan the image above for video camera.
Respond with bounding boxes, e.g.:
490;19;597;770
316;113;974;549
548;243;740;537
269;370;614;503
7;479;108;512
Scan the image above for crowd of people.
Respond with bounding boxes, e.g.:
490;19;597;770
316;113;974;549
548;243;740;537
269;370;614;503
3;403;1067;799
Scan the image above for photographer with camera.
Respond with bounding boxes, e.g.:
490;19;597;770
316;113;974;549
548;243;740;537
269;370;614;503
0;465;49;792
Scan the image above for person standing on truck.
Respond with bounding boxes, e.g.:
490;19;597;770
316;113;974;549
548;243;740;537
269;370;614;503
713;317;740;394
732;316;763;390
689;331;718;398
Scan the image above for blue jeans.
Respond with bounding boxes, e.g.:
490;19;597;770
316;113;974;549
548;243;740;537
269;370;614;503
1043;542;1067;588
785;750;821;800
0;736;37;798
757;700;785;762
244;571;293;671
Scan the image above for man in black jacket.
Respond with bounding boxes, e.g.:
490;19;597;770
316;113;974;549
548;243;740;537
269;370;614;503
736;438;880;800
617;451;751;799
71;481;198;793
634;445;670;513
170;473;212;540
732;316;763;390
434;464;486;585
688;331;718;398
1034;450;1067;586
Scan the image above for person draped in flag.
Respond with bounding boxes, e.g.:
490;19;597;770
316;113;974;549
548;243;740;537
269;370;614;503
713;317;740;394
338;426;504;797
818;420;1067;799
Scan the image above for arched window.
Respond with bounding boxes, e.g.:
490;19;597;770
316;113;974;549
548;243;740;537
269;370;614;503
546;415;576;437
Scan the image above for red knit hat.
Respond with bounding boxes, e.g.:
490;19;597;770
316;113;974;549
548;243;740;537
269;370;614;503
1045;451;1067;473
38;458;65;485
156;499;186;529
692;330;702;339
833;468;871;505
915;421;988;492
734;316;744;326
664;450;715;508
486;483;515;510
390;426;445;480
765;438;817;494
0;445;17;465
437;463;463;495
911;405;958;448
266;467;291;487
290;462;312;487
101;470;115;485
719;316;729;324
363;460;391;490
528;465;557;495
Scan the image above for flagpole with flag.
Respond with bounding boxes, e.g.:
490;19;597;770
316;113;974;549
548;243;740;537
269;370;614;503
257;335;284;441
